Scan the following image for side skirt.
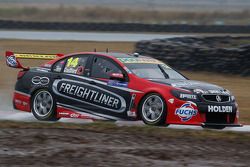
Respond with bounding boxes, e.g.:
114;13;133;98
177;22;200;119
56;103;126;121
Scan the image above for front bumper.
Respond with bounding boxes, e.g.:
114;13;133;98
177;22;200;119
166;97;240;126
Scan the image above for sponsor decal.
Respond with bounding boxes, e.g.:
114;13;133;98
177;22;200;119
171;82;194;88
194;89;231;95
108;80;128;88
70;113;81;118
15;53;57;60
193;89;207;94
35;68;49;72
58;111;92;119
168;98;174;104
43;64;51;68
32;76;50;85
175;102;198;122
208;105;233;113
58;112;70;116
117;57;162;64
66;57;79;68
14;99;28;106
127;110;137;117
180;94;197;100
6;55;18;67
53;80;126;113
207;90;230;95
64;68;77;74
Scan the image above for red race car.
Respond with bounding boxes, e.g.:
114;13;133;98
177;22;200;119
6;51;241;129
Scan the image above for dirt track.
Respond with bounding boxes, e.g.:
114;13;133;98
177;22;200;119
0;122;249;167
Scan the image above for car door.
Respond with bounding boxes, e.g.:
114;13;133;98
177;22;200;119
87;55;133;119
51;54;132;120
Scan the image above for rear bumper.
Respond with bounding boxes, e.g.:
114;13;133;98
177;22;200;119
201;123;243;127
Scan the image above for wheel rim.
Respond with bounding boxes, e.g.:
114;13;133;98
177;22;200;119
142;95;164;123
33;91;53;117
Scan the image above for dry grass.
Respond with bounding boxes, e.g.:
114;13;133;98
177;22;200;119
0;6;250;25
0;39;249;123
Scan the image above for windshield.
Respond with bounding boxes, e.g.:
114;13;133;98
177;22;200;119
125;63;186;80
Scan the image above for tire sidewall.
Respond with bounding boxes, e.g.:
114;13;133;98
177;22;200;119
139;93;167;126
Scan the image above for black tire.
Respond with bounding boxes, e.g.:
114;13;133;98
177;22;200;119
31;89;60;121
139;93;167;126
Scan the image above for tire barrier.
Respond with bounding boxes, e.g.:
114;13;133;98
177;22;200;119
135;36;250;76
1;20;250;33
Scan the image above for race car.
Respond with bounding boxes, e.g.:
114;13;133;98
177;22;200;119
5;51;241;128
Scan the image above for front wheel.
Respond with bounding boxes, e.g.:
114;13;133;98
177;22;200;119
31;89;59;121
139;93;167;126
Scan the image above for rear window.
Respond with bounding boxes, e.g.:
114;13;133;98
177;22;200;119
64;56;89;75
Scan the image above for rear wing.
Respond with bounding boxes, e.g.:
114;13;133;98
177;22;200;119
5;51;63;70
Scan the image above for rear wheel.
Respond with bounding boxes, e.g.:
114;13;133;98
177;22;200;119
31;89;59;121
139;93;167;126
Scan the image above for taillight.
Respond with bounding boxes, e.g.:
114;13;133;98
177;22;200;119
17;70;27;79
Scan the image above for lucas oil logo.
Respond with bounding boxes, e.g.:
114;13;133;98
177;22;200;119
175;102;198;122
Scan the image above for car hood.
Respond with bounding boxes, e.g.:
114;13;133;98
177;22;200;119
149;79;229;94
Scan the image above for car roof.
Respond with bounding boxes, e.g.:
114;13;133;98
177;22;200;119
43;52;154;67
96;52;131;58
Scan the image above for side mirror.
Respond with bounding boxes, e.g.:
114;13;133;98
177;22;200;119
109;73;125;81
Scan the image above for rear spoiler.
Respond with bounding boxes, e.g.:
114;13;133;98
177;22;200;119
5;51;64;70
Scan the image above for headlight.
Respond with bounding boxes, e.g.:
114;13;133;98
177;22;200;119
224;89;231;95
231;95;235;102
171;89;198;101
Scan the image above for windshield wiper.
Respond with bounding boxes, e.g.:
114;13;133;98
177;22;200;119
158;64;169;79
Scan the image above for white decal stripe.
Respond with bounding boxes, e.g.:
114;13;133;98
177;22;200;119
66;74;143;93
57;103;125;121
15;91;31;97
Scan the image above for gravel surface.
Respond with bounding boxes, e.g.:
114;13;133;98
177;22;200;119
0;127;249;167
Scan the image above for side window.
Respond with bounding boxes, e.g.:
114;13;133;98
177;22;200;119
91;57;122;79
64;56;88;75
53;59;66;72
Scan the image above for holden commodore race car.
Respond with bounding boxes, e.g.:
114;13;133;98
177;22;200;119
5;51;241;128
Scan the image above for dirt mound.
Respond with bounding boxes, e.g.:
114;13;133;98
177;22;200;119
0;122;249;166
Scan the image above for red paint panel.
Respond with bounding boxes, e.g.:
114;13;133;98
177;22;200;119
13;92;31;112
